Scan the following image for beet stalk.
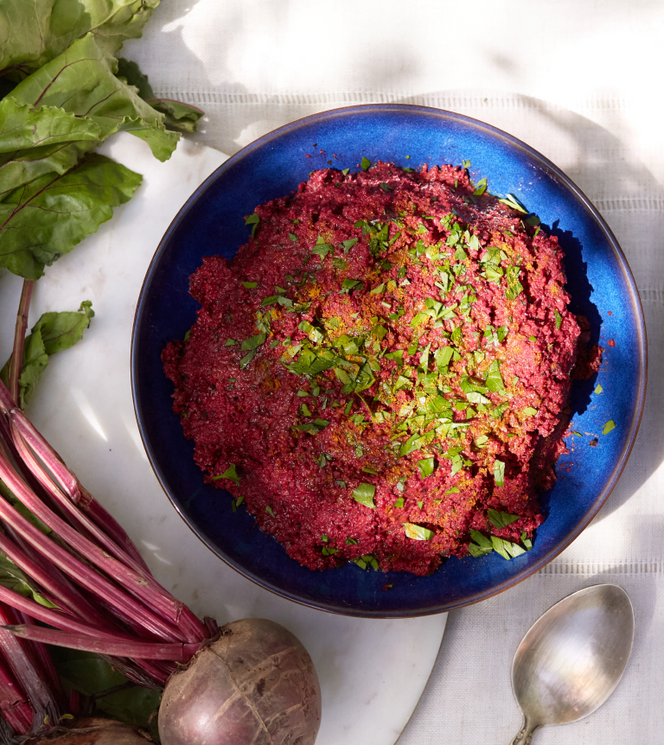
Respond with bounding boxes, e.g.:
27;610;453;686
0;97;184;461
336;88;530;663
0;347;321;743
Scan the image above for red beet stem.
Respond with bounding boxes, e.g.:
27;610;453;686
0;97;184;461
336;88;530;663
0;654;33;734
8;408;151;574
0;604;59;733
0;461;184;642
1;382;208;644
7;279;34;406
0;582;165;645
0;529;110;628
8;427;187;617
10;608;65;711
0;323;219;707
9;418;207;640
4;626;198;663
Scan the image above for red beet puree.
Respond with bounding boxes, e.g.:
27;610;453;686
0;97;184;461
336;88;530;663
162;162;581;576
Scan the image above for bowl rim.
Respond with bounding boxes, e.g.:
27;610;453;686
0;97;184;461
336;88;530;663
131;103;647;617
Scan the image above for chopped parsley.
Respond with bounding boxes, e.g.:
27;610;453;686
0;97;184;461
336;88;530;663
602;420;616;434
244;213;260;237
213;463;240;484
352;483;376;508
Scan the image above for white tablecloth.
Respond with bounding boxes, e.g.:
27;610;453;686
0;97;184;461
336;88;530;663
80;1;664;741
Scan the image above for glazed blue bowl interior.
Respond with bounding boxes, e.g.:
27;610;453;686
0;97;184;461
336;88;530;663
131;105;646;618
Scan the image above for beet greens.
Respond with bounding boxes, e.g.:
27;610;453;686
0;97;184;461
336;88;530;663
0;4;322;742
0;0;209;738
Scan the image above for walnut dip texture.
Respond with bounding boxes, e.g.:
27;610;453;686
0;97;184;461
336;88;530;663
162;161;581;576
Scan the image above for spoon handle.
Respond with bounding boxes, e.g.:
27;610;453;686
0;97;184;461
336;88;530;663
509;714;540;745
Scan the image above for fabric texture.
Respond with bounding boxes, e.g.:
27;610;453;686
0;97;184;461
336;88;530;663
122;1;663;740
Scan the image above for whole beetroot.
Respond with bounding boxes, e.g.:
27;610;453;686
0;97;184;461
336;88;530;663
158;618;322;745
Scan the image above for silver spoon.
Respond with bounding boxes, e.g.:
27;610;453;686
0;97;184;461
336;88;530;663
509;583;634;744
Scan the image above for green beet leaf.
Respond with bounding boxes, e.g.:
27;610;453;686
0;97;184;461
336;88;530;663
8;34;179;162
32;300;96;356
0;154;142;279
0;301;95;408
1;331;48;409
0;138;99;201
0;552;57;608
50;648;161;740
0;98;103;196
88;0;162;58
117;58;204;133
0;0;161;82
116;57;155;99
0;98;102;155
149;98;204;133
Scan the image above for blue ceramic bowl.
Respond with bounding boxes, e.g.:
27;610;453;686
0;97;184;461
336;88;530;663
131;105;646;617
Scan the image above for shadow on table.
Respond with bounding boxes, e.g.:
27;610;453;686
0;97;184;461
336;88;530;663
122;0;252;153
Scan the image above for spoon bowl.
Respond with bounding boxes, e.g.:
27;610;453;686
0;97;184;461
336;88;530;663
510;584;634;744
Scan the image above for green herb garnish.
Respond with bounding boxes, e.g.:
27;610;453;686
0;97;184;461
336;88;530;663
404;523;434;541
487;509;519;530
213;463;240;484
493;459;505;487
241;332;266;351
244;213;260;237
417;457;435;478
602;420;616;434
352;483;376;508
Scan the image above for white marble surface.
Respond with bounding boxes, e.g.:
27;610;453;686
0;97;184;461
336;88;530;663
0;133;446;744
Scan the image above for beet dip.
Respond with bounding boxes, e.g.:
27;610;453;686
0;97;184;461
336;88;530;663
162;162;582;576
